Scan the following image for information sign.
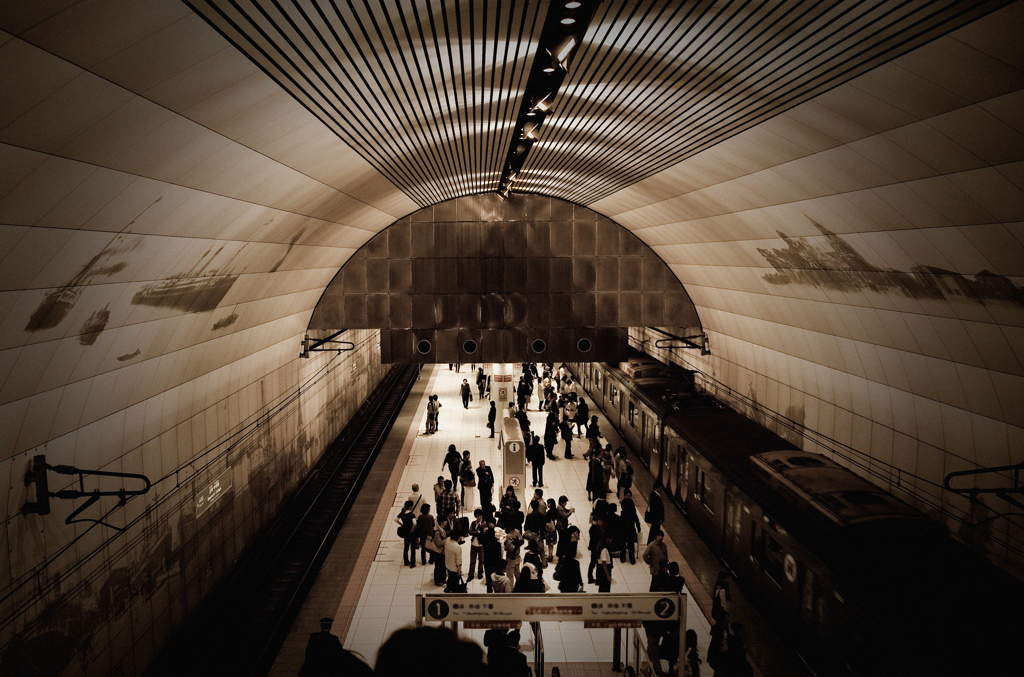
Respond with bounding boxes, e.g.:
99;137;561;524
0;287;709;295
419;593;682;623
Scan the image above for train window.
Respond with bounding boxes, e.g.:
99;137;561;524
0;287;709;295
788;456;825;467
610;383;619;406
628;401;638;429
594;369;601;393
696;468;715;514
751;522;785;586
841;491;887;506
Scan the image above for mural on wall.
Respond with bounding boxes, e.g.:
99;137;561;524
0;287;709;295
758;220;1024;309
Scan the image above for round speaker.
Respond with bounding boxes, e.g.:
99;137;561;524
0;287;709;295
416;340;432;355
577;338;592;353
531;339;546;354
463;339;478;354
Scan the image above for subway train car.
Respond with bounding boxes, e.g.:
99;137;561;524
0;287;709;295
568;357;1023;677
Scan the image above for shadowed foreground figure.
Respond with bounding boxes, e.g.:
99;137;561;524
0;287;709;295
298;617;372;677
376;626;489;677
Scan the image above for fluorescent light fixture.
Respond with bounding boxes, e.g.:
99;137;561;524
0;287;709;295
555;37;576;63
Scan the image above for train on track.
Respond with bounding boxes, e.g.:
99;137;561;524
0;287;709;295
569;354;1022;677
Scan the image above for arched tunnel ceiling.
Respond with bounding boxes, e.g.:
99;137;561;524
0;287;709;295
186;0;1010;204
0;0;1021;584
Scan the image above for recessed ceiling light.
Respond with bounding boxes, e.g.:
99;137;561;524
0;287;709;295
566;1;582;7
543;66;556;73
561;17;576;25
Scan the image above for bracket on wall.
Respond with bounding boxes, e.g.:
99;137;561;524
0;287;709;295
945;461;1024;511
649;327;708;353
300;330;354;357
22;455;152;531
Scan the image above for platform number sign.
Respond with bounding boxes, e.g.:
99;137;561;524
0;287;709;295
427;599;450;620
654;598;676;618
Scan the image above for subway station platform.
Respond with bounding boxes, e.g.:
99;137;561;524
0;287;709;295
267;364;747;675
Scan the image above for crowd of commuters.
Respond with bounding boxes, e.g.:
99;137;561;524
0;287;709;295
375;363;755;676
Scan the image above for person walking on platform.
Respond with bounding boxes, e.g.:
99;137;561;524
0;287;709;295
487;401;497;438
395;500;417;567
476;367;487;399
645;489;665;545
469;509;486;580
460;456;475;510
596;533;615;592
477;459;495;507
298;617;372;677
460;378;472;408
443;444;462;489
424;395;438;434
585;415;601;454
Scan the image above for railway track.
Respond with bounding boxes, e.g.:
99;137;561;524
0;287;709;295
146;364;419;677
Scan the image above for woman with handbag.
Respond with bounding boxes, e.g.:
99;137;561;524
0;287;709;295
460;457;476;510
554;555;584;593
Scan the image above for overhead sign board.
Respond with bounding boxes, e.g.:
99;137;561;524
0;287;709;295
418;593;683;624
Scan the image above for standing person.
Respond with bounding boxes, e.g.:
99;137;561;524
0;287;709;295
575;398;590;437
527;434;545;487
395;500;417;568
555;496;577;560
433;394;443;432
544;498;559;562
517;377;528;412
712;571;731;626
487;401;497;438
460;378;472;408
443;444;462;489
503;528;523;590
433;475;445;505
437;480;460;523
559;418;574;459
585;416;601;455
683;628;702;677
431;516;449;585
298;617;372;677
596;534;615;592
619;489;642;564
563;397;577;434
555;554;584;593
646;489;665;545
424;395;437;434
476;367;487;399
587;514;604;584
544;419;558;460
444;524;466;592
617;456;634;501
469;509;486;580
515;406;531;436
476;459;495;507
416;503;435;566
407;483;424;512
480;518;502;592
585;451;602;501
460;457;476;510
643;530;669;577
490;559;512;594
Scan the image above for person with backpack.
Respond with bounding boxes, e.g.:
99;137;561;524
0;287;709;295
442;444;462;489
395;500;417;568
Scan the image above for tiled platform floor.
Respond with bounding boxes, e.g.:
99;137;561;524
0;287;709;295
272;364;720;674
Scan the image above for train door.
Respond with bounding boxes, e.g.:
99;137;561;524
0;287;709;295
637;406;651;466
723;489;743;564
663;438;675;495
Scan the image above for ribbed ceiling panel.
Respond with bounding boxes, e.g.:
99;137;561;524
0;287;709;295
187;0;544;207
519;0;1010;203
